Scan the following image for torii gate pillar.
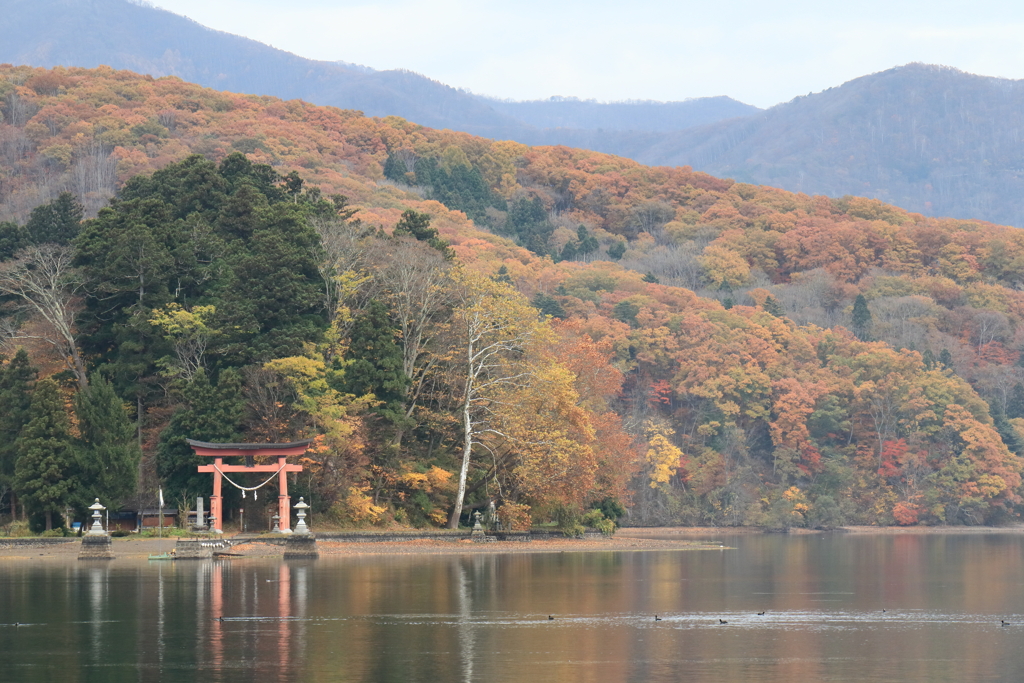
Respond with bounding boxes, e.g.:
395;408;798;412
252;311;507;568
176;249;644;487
188;439;311;533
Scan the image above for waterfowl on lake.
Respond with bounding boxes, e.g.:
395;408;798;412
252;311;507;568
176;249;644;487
655;615;662;621
757;611;765;616
719;619;728;624
548;615;554;620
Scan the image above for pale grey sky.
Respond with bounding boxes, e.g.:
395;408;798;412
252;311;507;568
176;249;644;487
150;0;1024;108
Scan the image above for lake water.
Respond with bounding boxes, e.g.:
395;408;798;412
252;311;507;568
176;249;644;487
3;532;1024;682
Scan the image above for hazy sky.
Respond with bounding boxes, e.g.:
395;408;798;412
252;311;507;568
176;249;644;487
149;0;1024;108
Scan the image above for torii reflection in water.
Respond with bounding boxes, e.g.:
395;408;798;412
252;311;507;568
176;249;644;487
203;561;308;679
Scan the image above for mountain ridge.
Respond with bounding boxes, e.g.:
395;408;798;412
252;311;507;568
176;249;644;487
0;0;755;139
632;63;1024;226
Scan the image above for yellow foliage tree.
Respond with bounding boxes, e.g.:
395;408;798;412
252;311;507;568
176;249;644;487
645;423;683;488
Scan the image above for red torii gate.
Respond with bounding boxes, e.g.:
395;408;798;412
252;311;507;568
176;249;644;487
188;439;311;533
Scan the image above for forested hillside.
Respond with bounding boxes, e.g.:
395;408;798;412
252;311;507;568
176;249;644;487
634;64;1024;228
1;65;1023;531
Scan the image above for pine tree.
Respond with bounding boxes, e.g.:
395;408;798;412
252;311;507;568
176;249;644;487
607;241;626;260
0;221;29;261
1008;383;1024;419
74;373;141;509
613;300;641;326
25;192;83;245
383;153;409;182
532;293;567;319
991;401;1024;456
506;196;552;255
763;295;785;317
939;348;954;370
14;379;76;531
157;369;246;497
577;226;599;259
341;301;410;424
558;240;578;262
851;294;872;340
493;265;513;285
0;350;36;517
393;209;451;258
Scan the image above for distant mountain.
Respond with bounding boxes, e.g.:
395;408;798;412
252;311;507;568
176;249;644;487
487;95;759;133
0;0;527;134
6;3;1022;227
0;0;753;139
631;64;1024;227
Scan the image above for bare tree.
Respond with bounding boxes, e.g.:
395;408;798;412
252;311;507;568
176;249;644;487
243;366;300;443
3;92;38;127
69;143;117;214
0;244;88;388
369;238;454;437
444;271;539;528
310;215;373;328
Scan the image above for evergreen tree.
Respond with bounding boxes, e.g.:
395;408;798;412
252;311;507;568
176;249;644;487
506;196;552;255
393;209;432;240
1008;383;1024;420
341;301;410;423
922;348;936;370
577;226;599;259
283;171;303;200
558;240;578;262
851;294;872;340
74;373;141;509
0;221;29;261
14;379;76;530
383;153;409;182
991;401;1024;456
607;240;626;260
410;155;505;224
393;209;452;258
25;192;83;245
642;272;660;284
939;348;954;370
157;369;246;497
532;293;567;319
74;195;180;400
215;198;327;364
613;300;641;326
763;295;785;317
493;265;513;285
0;350;36;517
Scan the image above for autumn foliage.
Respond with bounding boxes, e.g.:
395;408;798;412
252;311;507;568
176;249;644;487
2;65;1024;528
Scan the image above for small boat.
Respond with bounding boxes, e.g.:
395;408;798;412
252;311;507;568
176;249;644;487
148;552;174;561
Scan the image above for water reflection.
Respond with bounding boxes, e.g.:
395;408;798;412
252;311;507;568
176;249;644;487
3;535;1024;681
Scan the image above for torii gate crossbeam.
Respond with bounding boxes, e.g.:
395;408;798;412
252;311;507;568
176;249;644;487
188;439;311;533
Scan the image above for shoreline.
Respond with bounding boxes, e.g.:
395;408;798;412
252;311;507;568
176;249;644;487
621;524;1024;535
0;535;724;561
3;524;1024;561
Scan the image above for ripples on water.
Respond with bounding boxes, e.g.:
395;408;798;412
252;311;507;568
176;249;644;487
3;532;1024;682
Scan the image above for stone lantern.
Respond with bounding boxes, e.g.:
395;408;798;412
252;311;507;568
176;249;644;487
87;498;107;536
283;497;317;559
293;497;310;535
79;498;114;560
